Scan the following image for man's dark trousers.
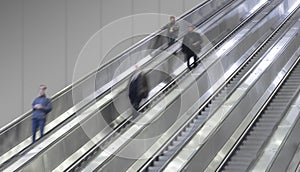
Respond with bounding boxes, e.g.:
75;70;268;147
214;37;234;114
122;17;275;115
32;118;46;143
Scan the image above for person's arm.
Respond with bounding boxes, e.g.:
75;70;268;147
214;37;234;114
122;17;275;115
161;23;171;31
41;99;52;114
32;99;36;110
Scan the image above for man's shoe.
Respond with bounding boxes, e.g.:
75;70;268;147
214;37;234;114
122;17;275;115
194;63;198;68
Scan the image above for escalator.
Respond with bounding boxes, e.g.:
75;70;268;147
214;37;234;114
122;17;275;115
3;0;300;171
0;0;248;171
77;0;300;171
221;59;300;172
161;3;300;171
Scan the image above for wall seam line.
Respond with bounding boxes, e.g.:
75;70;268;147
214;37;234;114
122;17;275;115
65;0;68;86
21;0;25;113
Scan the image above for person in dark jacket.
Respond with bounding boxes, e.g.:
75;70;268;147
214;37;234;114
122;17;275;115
129;66;149;118
32;85;52;143
182;25;202;70
161;16;180;46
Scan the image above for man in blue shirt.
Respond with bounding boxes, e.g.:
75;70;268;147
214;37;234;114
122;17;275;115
31;85;52;143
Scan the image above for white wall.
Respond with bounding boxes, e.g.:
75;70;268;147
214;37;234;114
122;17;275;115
0;0;205;128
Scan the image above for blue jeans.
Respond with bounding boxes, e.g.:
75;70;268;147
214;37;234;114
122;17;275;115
32;118;46;143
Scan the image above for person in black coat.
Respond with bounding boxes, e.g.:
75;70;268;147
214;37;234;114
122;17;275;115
182;25;202;70
129;66;149;118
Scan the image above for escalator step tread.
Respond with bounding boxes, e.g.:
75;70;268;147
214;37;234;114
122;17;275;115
153;161;164;167
158;156;169;162
245;136;266;141
243;140;264;147
231;156;252;162
253;123;275;128
249;131;269;137
254;122;275;127
224;165;247;172
234;151;255;157
263;110;284;115
253;125;274;130
201;111;210;116
257;118;279;123
227;160;250;167
148;166;159;172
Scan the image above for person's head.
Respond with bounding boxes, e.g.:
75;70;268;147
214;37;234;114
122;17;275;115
170;16;175;23
39;85;47;96
188;25;194;32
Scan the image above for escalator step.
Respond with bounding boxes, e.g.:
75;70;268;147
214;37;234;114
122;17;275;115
249;131;269;137
246;135;267;141
148;166;159;171
181;131;189;138
263;109;284;114
224;164;247;172
239;144;260;151
253;125;275;130
176;136;186;142
261;114;281;119
164;150;175;157
280;85;298;89
153;160;164;167
201;111;210;117
194;118;203;125
258;118;279;123
231;156;252;162
167;145;177;151
274;95;293;99
243;140;265;147
227;160;250;167
282;83;299;86
196;115;206;120
234;150;254;157
158;155;169;162
185;126;193;132
268;102;287;106
217;93;227;100
254;122;274;127
271;99;290;103
223;166;246;172
232;78;241;82
254;119;277;125
204;107;211;112
173;140;182;146
267;105;287;110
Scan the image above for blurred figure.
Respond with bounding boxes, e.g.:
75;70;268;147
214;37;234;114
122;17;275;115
32;85;52;143
182;25;202;70
161;16;180;46
129;66;149;118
